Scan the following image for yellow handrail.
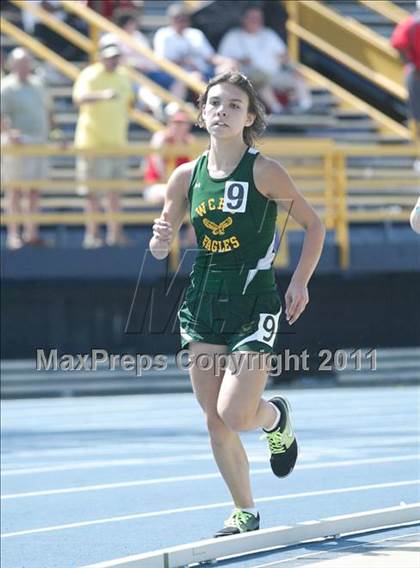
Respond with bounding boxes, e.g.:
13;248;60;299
1;16;79;80
0;17;163;132
60;0;206;94
297;63;411;139
284;0;406;100
2;141;418;269
333;151;349;268
336;143;420;157
9;0;94;54
299;0;396;55
9;0;197;118
286;20;406;100
358;0;410;24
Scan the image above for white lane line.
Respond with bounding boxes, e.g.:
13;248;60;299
0;442;212;461
0;454;214;476
2;451;419;477
250;530;420;568
1;480;418;539
2;455;419;500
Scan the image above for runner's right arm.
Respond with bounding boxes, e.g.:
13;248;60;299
149;161;194;260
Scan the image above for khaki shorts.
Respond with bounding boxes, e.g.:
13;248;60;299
1;139;48;186
76;156;126;196
241;66;298;92
270;70;299;91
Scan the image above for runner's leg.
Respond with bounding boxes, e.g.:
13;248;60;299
189;341;255;509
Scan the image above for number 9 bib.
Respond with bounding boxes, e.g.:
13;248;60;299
223;181;249;214
231;309;282;351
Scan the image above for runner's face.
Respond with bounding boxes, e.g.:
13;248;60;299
203;83;255;140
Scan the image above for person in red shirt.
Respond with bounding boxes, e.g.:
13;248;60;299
143;108;195;203
143;107;196;245
86;0;144;20
391;4;420;138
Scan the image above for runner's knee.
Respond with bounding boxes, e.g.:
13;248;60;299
217;403;253;432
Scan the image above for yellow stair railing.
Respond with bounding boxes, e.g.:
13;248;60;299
60;0;205;95
358;1;410;24
284;0;406;101
1;16;79;81
297;63;411;140
8;0;197;121
0;17;163;132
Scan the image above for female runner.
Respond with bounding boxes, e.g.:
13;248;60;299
150;72;325;537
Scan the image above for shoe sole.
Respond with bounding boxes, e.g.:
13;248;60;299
214;526;260;538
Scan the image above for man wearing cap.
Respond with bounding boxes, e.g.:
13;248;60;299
73;43;135;247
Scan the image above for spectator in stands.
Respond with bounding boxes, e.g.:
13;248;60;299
1;48;52;249
86;0;144;20
391;2;420;140
100;11;174;116
143;105;195;203
73;43;135;248
143;104;196;246
153;2;233;100
218;5;312;114
100;11;156;75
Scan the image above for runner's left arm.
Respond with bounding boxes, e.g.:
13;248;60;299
255;155;325;324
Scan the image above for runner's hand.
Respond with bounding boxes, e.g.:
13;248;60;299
285;280;309;325
152;216;172;243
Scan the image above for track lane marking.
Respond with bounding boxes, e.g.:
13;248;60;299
2;455;420;500
1;480;418;538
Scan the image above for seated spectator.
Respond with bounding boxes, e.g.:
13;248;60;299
1;48;52;249
73;43;135;248
100;12;156;75
218;6;312;114
143;106;195;203
100;11;174;116
153;2;233;100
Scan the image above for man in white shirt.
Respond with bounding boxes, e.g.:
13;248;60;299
153;3;233;99
218;6;312;113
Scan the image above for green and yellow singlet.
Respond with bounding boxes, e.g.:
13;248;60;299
188;147;278;295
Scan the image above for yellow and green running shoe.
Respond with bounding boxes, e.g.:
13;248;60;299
263;396;298;478
214;509;260;538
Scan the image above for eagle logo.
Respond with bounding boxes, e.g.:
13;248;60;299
241;321;255;332
202;216;233;235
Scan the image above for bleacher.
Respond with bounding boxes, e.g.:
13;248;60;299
1;0;419;360
323;0;417;39
1;0;419;263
